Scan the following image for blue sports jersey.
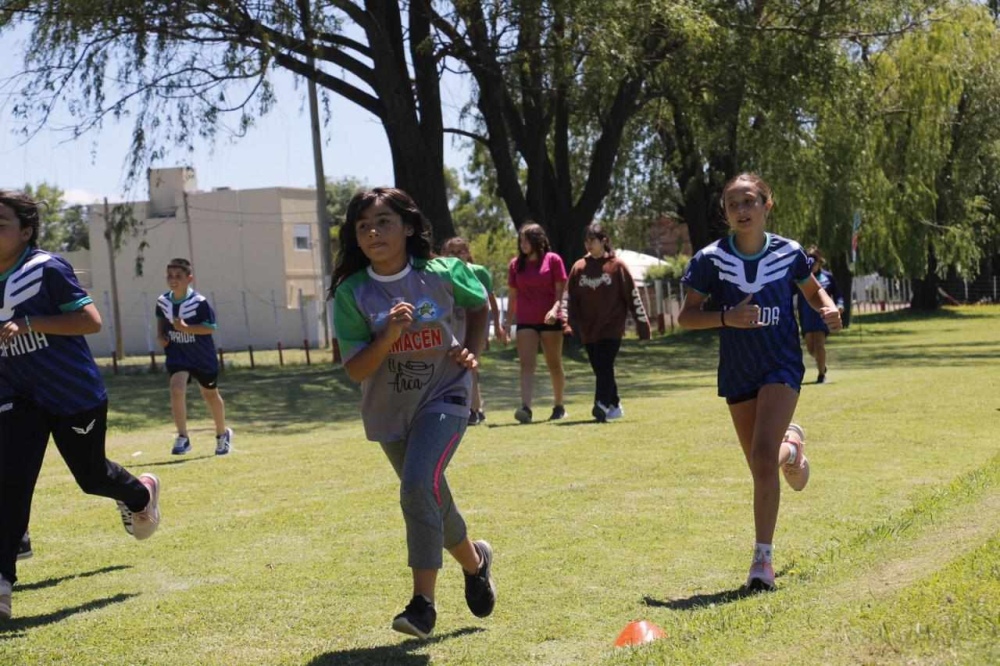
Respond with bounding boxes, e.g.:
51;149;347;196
155;289;219;374
0;248;107;415
682;233;812;398
797;265;842;334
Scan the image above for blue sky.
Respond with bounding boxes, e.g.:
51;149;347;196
0;28;472;205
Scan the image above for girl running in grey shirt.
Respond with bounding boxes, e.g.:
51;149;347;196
331;188;496;639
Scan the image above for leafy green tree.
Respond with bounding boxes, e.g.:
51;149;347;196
3;1;457;242
444;167;509;241
853;3;1000;308
23;182;89;252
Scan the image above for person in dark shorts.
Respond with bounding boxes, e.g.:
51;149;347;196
678;174;842;592
155;258;232;455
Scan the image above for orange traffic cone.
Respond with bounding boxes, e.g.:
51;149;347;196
614;620;666;648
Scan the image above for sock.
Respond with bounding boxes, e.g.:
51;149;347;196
754;543;773;564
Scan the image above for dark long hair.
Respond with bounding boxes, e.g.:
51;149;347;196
516;222;551;272
329;187;433;295
719;172;774;213
584;222;614;258
0;190;41;247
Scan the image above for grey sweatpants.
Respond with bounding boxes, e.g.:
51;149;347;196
380;412;468;569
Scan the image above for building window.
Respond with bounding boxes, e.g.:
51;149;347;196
294;224;312;251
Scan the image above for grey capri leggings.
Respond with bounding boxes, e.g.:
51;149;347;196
380;411;469;569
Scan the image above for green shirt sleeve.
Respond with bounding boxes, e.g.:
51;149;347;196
470;263;493;293
333;277;372;361
427;257;487;309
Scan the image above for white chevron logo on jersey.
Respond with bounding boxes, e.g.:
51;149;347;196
706;244;800;294
158;293;206;321
157;295;173;320
72;418;96;435
0;254;50;322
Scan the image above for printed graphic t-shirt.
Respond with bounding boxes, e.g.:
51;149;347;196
0;248;107;415
682;233;811;398
333;256;487;442
155;289;219;374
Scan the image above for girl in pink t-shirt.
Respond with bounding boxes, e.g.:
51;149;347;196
503;222;569;423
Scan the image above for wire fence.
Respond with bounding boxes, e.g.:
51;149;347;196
639;275;915;335
92;273;990;376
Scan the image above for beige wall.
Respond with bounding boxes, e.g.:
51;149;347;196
83;186;324;356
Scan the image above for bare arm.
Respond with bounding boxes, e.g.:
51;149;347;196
678;291;763;330
799;276;843;331
156;317;169;348
1;303;102;341
504;287;518;333
488;293;507;344
544;280;567;324
464;305;489;356
173;319;219;336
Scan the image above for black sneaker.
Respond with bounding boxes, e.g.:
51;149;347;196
549;405;567;421
468;409;481;425
16;532;32;561
477;410;486;424
816;373;826;384
391;595;436;639
591;402;609;423
514;405;533;424
464;540;497;618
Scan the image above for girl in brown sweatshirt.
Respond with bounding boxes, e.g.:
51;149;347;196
567;223;651;422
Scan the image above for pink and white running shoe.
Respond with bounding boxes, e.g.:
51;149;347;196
781;423;810;492
746;558;776;592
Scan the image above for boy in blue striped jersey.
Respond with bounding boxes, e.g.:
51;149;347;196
0;190;160;620
155;258;232;455
679;173;842;592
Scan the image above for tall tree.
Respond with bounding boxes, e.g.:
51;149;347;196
432;0;706;262
23;182;90;252
607;0;946;254
2;1;456;242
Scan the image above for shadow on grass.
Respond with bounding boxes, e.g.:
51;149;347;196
16;564;132;592
99;306;995;435
644;567;790;610
643;588;754;609
138;454;216;468
0;593;137;638
305;627;485;665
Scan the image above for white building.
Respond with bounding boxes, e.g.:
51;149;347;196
75;167;327;356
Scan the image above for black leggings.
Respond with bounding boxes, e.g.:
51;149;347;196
0;399;149;584
585;338;622;407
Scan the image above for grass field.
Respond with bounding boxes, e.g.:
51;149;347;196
1;306;998;665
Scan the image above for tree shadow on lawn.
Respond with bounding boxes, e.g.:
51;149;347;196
0;593;137;638
16;564;132;592
305;627;484;665
106;336;718;436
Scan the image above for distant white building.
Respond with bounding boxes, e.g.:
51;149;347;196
73;167;326;356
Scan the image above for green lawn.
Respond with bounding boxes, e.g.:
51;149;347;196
2;306;998;665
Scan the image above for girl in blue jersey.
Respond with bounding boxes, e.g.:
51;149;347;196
0;190;161;620
797;247;844;384
331;188;496;639
678;174;842;592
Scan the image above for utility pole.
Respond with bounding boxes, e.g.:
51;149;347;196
102;198;124;359
300;0;333;348
182;189;196;280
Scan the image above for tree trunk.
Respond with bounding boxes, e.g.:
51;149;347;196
365;0;455;246
830;253;853;327
910;239;940;310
